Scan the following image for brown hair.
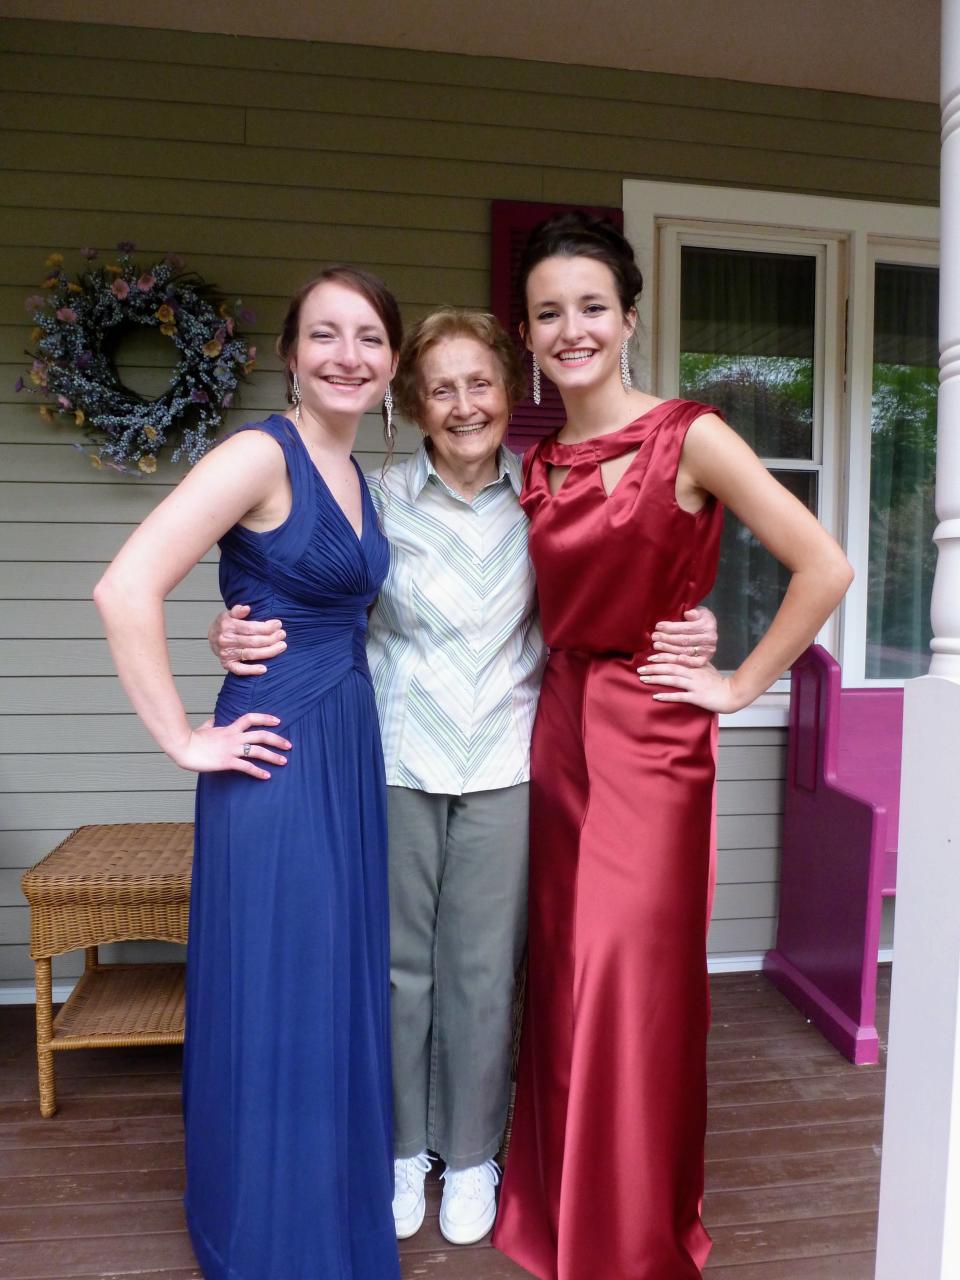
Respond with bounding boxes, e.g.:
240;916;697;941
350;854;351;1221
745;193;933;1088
392;308;526;426
516;211;643;322
275;265;404;405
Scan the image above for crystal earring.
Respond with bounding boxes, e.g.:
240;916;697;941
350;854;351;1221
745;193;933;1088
620;340;632;392
292;370;302;425
532;356;541;406
384;381;394;440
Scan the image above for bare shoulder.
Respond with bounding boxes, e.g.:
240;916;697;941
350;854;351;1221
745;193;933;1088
679;410;776;503
161;426;289;525
189;425;287;484
683;411;754;462
216;425;288;465
630;391;669;416
685;409;729;436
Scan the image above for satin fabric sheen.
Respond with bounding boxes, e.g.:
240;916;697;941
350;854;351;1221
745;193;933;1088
493;400;724;1280
184;417;400;1279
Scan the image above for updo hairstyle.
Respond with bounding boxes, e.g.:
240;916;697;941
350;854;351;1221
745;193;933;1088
516;211;644;322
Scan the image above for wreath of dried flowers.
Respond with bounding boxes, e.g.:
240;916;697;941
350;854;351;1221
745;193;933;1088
16;243;257;474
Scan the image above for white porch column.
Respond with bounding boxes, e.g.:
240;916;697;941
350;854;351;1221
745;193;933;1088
875;2;960;1276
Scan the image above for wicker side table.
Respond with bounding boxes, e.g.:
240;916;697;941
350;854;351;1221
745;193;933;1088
20;822;193;1117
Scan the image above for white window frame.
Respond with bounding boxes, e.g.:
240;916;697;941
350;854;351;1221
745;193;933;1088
623;179;938;726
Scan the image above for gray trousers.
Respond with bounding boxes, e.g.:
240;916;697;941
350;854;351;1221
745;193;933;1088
387;783;529;1169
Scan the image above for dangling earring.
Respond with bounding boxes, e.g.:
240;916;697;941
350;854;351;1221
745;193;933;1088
532;356;541;406
620;340;632;392
292;371;302;425
383;381;394;440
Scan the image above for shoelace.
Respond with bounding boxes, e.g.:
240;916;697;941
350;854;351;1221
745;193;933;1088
440;1158;500;1200
394;1152;433;1194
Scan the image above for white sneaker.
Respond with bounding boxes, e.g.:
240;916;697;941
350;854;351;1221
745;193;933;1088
392;1151;433;1239
439;1158;500;1245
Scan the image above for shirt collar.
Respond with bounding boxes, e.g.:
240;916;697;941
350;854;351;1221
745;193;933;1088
406;440;522;502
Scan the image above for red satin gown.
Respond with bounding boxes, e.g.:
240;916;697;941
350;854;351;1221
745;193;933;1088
493;400;724;1280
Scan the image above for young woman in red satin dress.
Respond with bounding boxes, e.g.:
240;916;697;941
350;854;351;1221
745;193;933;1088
492;213;853;1280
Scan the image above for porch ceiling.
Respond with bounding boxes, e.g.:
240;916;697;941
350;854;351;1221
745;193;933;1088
0;0;940;104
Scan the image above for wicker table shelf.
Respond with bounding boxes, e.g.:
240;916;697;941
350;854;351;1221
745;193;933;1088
20;822;193;1117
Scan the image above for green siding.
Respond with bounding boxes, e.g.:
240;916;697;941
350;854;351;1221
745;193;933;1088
0;16;932;987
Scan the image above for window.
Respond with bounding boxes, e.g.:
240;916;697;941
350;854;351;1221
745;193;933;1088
624;181;938;721
866;257;939;678
657;224;841;681
671;239;826;671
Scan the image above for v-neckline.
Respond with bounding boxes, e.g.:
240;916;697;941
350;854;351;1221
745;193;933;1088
282;417;366;544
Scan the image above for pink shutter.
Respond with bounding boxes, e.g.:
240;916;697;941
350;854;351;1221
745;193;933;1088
490;200;624;452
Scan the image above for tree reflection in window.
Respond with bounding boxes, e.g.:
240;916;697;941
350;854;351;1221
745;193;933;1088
678;246;818;671
867;263;938;678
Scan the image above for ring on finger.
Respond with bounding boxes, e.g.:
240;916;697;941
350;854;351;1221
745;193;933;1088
691;645;700;657
238;647;245;663
242;742;252;758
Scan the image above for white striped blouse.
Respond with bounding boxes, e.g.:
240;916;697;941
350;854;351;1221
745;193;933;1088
365;443;545;795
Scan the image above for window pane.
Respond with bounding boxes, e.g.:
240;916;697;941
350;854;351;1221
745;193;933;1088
679;246;815;459
866;263;938;679
706;471;818;672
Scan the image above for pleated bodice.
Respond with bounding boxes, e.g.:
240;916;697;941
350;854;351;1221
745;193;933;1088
214;414;388;727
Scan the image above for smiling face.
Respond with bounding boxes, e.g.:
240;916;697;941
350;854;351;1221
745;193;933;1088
289;280;397;427
416;335;510;490
524;254;636;399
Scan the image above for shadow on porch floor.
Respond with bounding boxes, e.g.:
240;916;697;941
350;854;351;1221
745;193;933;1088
0;969;888;1279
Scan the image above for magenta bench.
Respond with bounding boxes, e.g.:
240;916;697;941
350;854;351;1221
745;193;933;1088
763;644;903;1066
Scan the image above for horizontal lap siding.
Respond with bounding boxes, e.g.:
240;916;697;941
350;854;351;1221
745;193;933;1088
0;18;935;989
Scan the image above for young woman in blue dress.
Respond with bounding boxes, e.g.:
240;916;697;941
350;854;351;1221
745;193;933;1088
95;268;403;1280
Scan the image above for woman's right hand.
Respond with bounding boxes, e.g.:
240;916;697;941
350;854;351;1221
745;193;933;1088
209;603;286;675
172;712;292;780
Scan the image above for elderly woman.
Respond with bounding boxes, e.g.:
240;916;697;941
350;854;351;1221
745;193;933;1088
211;307;717;1247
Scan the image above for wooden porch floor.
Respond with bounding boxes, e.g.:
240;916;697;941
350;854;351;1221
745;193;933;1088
0;970;888;1279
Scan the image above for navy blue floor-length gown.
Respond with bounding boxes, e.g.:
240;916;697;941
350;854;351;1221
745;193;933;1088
183;415;400;1280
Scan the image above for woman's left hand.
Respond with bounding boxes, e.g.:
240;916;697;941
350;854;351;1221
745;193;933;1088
648;606;718;668
635;660;745;714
